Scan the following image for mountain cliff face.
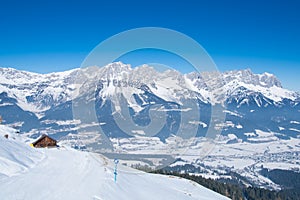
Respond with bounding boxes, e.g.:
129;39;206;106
0;62;299;143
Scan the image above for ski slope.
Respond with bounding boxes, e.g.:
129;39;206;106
0;125;229;200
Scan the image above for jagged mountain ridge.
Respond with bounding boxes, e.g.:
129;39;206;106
0;62;299;142
0;63;296;111
0;67;78;112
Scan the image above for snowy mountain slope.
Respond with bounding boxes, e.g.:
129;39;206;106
187;68;297;104
0;92;41;131
0;67;78;113
0;125;43;178
0;125;229;200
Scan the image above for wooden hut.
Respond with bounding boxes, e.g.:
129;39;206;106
32;134;57;148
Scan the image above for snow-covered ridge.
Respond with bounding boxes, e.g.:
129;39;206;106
186;68;297;103
0;67;78;85
223;68;282;88
0;67;79;112
0;62;298;114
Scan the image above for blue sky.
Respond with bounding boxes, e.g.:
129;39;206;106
0;0;299;91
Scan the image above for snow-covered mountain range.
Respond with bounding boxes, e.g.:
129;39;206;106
0;62;297;113
1;62;300;190
0;62;299;139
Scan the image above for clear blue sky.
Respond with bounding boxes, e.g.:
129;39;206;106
0;0;299;91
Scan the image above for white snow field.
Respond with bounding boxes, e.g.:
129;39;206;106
0;125;229;200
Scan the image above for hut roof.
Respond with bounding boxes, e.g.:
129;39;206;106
32;134;57;146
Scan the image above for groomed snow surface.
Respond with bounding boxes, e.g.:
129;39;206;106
0;125;228;200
